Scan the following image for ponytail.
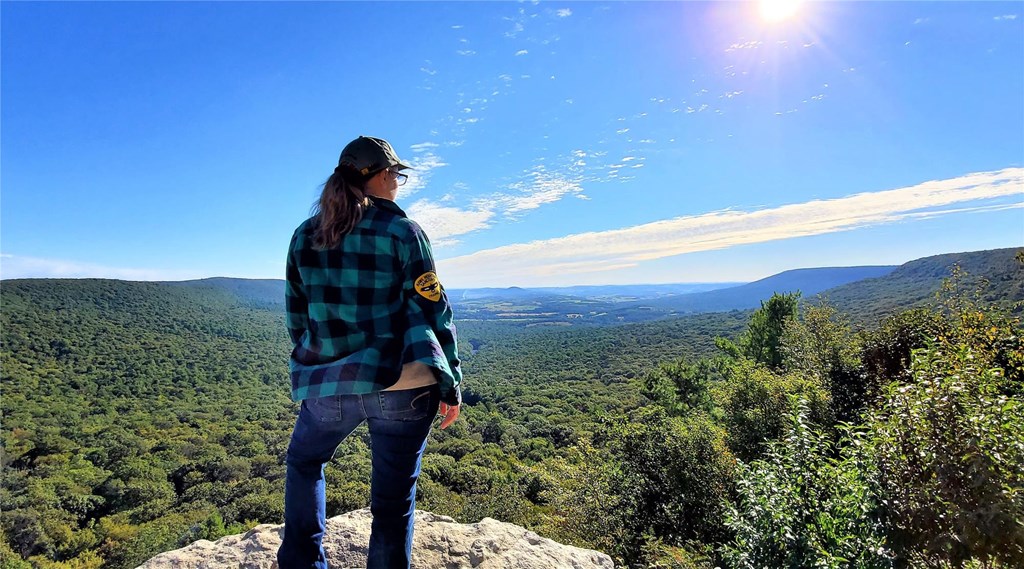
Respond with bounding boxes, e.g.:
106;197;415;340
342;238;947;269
311;166;371;250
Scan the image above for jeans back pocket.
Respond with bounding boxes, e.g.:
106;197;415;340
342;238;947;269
378;385;439;421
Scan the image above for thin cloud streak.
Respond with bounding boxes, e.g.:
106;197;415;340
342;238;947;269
438;168;1024;285
0;254;205;281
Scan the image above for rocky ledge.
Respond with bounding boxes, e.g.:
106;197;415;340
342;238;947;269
138;508;614;568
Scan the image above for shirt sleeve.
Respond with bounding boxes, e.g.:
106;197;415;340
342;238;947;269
285;229;309;347
400;223;463;406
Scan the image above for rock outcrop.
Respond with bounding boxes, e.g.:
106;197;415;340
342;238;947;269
138;509;614;568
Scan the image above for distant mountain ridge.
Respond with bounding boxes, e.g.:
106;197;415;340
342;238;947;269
14;247;1015;327
71;247;1024;325
154;266;895;315
449;282;741;302
621;265;898;315
822;247;1024;324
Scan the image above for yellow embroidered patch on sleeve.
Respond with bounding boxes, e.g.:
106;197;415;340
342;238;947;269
415;271;443;302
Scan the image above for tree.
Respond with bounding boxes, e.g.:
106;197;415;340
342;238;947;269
859;308;946;399
719;359;830;462
594;408;736;566
783;301;867;424
641;357;718;416
741;293;800;371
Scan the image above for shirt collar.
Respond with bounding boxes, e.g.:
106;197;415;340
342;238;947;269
371;197;407;218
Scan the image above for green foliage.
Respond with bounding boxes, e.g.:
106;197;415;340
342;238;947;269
740;292;800;370
178;511;232;546
585;408;736;567
641;357;721;416
937;264;1024;388
1;280;295;568
866;345;1024;566
2;257;1022;568
783;301;869;424
723;399;893;569
97;513;198;569
0;536;33;569
859;308;948;397
719;359;831;462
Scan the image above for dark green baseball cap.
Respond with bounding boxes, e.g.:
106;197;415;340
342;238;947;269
338;136;412;177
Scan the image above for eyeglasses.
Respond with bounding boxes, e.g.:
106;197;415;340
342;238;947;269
388;168;408;186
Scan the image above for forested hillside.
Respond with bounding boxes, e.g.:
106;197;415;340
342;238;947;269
167;278;284;310
823;247;1024;323
0;278;742;568
2;251;1023;568
1;280;295;568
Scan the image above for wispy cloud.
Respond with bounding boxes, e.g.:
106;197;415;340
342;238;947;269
438;168;1024;286
725;40;762;52
405;200;494;245
515;49;529;56
0;253;204;281
409;142;439;152
498;172;586;214
401;144;449;195
556;8;572;18
994;14;1018;21
401;155;593;245
504;12;526;39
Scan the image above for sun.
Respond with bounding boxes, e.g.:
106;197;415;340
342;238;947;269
759;0;802;23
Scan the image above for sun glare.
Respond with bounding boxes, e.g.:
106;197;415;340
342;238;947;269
759;0;801;23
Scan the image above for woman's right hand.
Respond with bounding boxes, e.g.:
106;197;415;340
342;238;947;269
438;403;460;429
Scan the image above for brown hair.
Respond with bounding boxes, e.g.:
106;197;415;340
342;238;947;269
311;167;372;250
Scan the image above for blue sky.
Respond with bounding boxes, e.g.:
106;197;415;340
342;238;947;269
3;1;1022;287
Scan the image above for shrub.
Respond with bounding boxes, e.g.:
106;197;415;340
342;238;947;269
599;408;735;566
720;360;830;462
722;399;893;569
867;346;1024;566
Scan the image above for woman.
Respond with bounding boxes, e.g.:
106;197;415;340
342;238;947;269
277;135;462;569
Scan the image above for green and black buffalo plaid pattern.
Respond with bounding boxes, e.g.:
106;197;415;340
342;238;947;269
285;198;462;406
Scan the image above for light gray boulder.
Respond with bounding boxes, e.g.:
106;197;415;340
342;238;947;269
137;509;614;568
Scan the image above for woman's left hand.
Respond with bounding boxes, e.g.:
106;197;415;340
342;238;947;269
438;403;460;429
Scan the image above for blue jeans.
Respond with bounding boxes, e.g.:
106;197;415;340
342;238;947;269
277;384;440;569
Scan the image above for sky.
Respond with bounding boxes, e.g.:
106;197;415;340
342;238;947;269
2;1;1022;288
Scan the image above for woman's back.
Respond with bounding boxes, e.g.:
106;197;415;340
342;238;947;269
279;135;461;569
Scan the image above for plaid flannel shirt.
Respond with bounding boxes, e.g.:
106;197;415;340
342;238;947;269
285;198;462;406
